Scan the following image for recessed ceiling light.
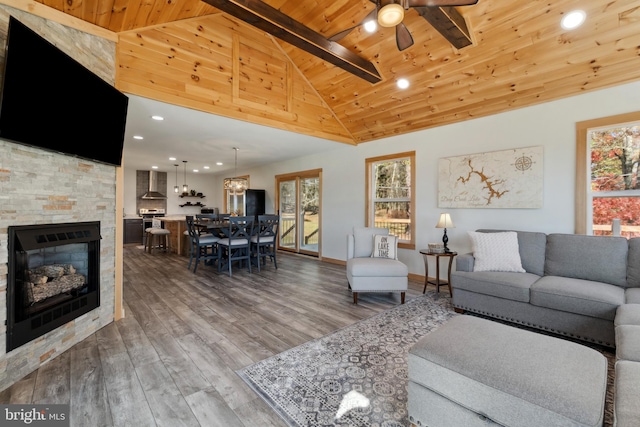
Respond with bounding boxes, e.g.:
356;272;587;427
193;169;199;173
133;135;143;140
216;162;223;166
203;166;210;169
169;157;176;161
151;115;164;121
151;165;158;169
561;10;586;30
364;20;377;33
397;78;409;89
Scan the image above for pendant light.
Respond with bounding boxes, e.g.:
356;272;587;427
173;164;179;193
182;160;188;194
223;147;248;195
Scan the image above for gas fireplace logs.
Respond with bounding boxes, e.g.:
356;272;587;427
25;264;86;305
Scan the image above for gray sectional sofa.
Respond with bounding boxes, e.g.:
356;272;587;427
451;230;640;427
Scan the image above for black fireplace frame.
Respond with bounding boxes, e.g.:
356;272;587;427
7;221;101;352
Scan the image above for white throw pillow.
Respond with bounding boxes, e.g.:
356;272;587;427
371;234;398;260
468;231;525;272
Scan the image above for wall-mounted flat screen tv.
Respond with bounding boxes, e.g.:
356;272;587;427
0;17;128;166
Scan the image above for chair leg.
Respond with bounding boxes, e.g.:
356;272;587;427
272;245;277;269
193;246;200;273
401;292;406;304
188;241;194;270
353;292;358;304
254;244;261;272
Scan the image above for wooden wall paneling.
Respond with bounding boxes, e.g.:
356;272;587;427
237;42;289;111
118;15;354;143
21;0;640;145
94;0;114;29
107;0;129;31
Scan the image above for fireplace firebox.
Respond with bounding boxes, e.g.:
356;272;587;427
7;221;101;352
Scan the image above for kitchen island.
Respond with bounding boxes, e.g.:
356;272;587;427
158;216;188;256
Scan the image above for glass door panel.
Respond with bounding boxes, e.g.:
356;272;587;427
299;177;319;255
276;170;321;257
279;180;297;250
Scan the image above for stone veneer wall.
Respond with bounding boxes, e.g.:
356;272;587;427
0;7;117;390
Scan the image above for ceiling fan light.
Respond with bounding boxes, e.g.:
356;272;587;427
378;4;404;28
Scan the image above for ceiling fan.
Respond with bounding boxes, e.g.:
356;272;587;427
329;0;479;51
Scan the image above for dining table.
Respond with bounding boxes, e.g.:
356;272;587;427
194;219;231;237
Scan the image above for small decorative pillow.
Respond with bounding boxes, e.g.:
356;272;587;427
371;234;398;259
468;231;525;272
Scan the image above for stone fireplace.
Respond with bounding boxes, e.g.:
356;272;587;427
7;222;101;352
0;7;118;391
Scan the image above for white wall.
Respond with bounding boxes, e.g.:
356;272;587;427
227;81;640;278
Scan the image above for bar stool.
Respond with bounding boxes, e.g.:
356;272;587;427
145;218;171;253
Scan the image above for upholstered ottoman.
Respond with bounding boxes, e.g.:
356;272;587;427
408;315;607;427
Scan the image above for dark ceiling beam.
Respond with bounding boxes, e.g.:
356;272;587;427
203;0;382;84
414;6;474;49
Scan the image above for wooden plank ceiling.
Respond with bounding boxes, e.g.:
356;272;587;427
34;0;640;144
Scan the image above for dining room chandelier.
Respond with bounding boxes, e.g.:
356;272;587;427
223;147;248;195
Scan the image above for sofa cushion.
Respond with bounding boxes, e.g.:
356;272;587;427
615;325;640;362
544;233;628;287
530;276;625;321
347;257;408;277
627;237;640;288
615;304;640;326
468;231;525;272
626;288;640;304
353;227;388;258
476;229;547;276
451;271;538;302
614;361;640;427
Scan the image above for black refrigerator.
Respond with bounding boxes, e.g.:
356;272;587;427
245;189;266;219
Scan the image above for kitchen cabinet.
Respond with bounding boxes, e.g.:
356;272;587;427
124;218;143;244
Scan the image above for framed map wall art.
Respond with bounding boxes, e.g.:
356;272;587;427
438;146;543;209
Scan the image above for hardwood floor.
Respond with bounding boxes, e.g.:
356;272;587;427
0;246;425;426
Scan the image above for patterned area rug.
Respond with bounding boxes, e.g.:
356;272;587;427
237;292;615;427
237;292;456;427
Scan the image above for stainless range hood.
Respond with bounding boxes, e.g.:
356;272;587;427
141;170;167;199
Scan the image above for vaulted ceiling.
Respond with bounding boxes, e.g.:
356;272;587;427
34;0;640;145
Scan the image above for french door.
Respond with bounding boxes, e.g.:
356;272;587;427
276;169;321;257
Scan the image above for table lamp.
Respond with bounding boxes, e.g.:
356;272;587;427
435;213;455;253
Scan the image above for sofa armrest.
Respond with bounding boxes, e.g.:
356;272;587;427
347;234;355;260
455;253;475;272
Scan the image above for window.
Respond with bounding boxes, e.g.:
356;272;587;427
366;152;415;249
576;112;640;237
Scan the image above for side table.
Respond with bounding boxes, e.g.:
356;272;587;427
419;250;457;295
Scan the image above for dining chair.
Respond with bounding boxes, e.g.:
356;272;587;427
217;215;254;277
185;215;220;273
251;214;279;271
145;217;171;253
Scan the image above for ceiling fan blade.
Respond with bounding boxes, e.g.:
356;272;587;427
328;9;378;42
407;0;478;6
395;22;414;51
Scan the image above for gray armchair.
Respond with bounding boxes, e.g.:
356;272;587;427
346;227;408;304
